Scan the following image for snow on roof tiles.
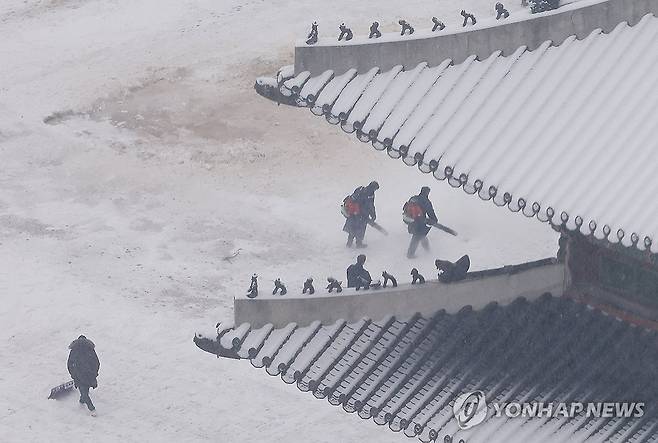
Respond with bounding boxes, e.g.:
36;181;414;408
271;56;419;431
196;294;658;442
274;14;658;254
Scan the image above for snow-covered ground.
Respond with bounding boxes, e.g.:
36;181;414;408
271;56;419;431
0;1;555;441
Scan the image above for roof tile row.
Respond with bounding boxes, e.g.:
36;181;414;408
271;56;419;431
264;14;658;254
195;294;658;442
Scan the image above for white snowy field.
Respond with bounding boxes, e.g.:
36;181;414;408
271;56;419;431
0;1;555;442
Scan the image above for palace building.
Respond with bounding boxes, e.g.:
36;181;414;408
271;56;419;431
196;0;658;441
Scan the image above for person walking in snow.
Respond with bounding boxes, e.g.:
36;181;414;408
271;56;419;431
341;181;379;248
346;254;372;289
67;335;100;415
403;186;438;258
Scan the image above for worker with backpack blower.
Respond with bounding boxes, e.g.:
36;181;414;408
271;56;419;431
341;181;379;248
403;186;438;258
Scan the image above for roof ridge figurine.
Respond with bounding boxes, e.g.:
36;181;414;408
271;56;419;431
246;274;258;298
369;21;381;39
461;10;477;26
382;271;398;288
303;277;315;294
306;21;318;45
273;278;287;296
399;19;415;36
496;3;510;19
411;268;425;284
326;277;343;293
338;23;353;41
432;17;446;32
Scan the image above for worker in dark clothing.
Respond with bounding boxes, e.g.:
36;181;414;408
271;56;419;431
342;187;367;248
342;181;379;248
359;181;378;223
67;335;100;415
403;186;438;258
346;254;372;288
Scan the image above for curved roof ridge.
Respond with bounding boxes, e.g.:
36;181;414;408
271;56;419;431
294;0;658;75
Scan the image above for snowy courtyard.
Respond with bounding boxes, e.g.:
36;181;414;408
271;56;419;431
0;1;556;441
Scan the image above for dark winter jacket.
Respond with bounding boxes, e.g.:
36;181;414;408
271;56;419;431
407;194;438;236
346;263;372;288
67;336;100;388
359;184;377;221
343;186;375;236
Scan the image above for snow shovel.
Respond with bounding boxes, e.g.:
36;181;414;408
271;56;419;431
48;380;75;399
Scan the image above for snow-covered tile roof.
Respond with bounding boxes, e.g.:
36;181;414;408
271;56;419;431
263;14;658;254
195;294;658;442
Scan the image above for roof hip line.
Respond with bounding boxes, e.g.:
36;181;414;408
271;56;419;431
295;0;658;76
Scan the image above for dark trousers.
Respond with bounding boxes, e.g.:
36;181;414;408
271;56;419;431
347;232;365;246
78;385;95;411
345;217;367;246
407;234;430;257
